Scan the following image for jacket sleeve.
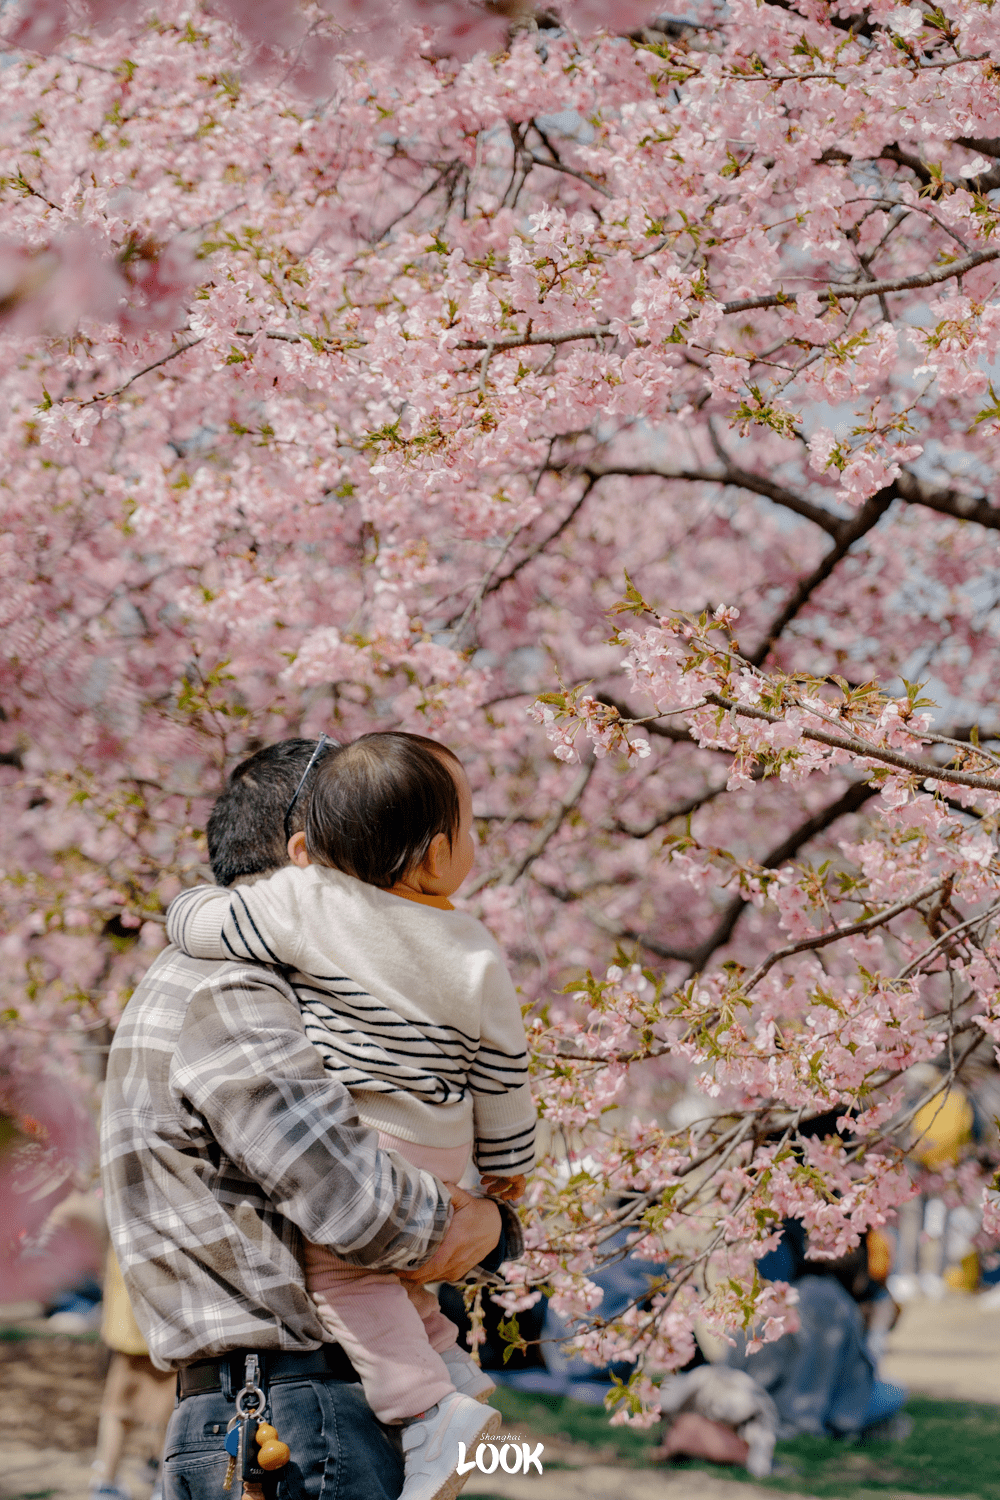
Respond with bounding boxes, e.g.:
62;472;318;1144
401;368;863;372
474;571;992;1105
172;961;452;1270
469;949;536;1177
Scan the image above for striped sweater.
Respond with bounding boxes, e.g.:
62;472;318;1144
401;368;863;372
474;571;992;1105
166;866;536;1176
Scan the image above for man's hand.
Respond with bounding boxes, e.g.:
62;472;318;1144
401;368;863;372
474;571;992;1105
398;1186;501;1284
481;1173;526;1203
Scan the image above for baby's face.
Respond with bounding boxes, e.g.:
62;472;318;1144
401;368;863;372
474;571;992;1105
435;761;475;896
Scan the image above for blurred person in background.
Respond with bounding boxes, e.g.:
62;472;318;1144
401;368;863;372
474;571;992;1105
890;1066;978;1302
91;1247;174;1500
727;1218;908;1441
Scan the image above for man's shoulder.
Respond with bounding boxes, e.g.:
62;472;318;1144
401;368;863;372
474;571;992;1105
125;946;231;1010
118;946;299;1032
137;944;229;986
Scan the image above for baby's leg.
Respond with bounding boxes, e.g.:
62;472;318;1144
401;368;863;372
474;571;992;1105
369;1137;471;1357
404;1280;460;1354
311;1266;454;1424
403;1281;497;1404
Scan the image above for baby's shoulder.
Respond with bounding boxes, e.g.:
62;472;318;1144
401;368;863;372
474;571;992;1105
436;903;494;939
235;862;342;921
436;909;511;972
253;863;343;895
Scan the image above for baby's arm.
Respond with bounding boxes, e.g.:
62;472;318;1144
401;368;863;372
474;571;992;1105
166;875;302;969
165;885;233;959
470;951;537;1183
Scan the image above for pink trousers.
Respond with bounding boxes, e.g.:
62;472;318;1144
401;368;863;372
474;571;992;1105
304;1131;470;1423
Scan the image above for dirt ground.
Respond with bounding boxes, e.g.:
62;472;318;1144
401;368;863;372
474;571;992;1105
1;1336;107;1455
881;1290;1000;1401
1;1336;159;1500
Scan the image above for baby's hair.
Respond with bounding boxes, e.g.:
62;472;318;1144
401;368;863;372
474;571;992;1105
305;731;462;889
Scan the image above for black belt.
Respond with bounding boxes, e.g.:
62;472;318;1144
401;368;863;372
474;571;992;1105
177;1344;360;1401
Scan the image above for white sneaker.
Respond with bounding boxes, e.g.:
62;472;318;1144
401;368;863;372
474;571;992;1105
400;1391;502;1500
440;1345;496;1403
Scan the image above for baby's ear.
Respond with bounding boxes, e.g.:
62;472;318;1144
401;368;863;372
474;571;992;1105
423;830;449;878
287;831;311;867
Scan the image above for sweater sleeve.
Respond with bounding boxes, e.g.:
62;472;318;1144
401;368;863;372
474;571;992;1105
165;885;232;959
470;948;536;1177
166;878;302;970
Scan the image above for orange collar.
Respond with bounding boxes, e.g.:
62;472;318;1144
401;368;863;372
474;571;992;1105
387;885;454;911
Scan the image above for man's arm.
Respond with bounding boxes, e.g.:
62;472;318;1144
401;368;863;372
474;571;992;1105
172;961;452;1271
398;1187;501;1283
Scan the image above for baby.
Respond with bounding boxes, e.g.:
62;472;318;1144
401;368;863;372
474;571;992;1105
166;731;535;1500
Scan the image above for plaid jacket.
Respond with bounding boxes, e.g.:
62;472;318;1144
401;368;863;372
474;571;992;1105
101;946;452;1371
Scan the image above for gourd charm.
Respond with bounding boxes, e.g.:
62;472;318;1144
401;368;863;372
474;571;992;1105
254;1421;291;1472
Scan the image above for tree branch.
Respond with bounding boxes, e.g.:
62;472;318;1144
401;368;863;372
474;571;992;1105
897;896;1000;981
722;245;1000;314
579;463;845;539
749;492;894;665
372;162;460;242
742;876;947;993
751;779;879;870
527;151;613;199
574;460;1000;551
703;689;1000;793
445;522;523;645
760;0;875;37
67;337;204;405
890;470;1000;530
589;780;878;970
957;136;1000;158
456;324;615;352
469;755;595;892
596;693;698;745
608;771;753;837
879;143;935;188
884;140;1000;194
480;478;595;601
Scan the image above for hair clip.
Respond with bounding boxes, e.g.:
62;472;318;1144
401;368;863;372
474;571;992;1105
283;733;332;843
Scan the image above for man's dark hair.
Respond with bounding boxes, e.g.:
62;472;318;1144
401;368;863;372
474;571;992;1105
305;732;461;889
207;739;333;887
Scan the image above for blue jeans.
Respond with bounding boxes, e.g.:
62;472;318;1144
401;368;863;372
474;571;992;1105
860;1379;908;1429
162;1378;403;1500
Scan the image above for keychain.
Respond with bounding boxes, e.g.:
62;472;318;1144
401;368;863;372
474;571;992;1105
222;1357;291;1495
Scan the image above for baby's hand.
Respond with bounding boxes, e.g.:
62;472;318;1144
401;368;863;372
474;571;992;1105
481;1173;526;1203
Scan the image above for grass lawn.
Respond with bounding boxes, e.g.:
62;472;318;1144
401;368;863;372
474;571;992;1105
491;1382;661;1466
490;1386;1000;1499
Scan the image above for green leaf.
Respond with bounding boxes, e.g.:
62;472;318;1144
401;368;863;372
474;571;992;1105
498;1312;527;1364
610;570;655;618
972;382;1000;429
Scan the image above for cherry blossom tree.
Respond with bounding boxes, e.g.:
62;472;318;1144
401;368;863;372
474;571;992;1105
4;0;1000;1415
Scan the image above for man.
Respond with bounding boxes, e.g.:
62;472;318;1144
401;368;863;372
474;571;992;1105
101;739;507;1500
